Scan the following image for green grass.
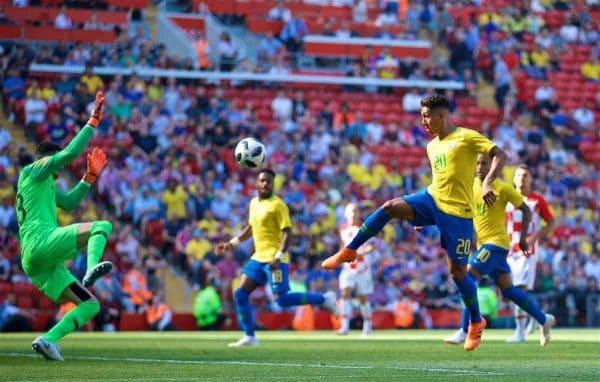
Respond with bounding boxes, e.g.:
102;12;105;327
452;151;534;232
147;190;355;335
1;330;599;381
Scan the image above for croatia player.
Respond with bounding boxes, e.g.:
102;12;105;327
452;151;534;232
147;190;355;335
444;154;555;347
338;203;375;336
505;165;555;342
215;169;337;347
323;94;508;351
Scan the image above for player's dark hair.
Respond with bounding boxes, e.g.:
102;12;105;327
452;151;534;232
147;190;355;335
516;164;530;172
36;141;61;157
257;168;276;178
420;94;450;110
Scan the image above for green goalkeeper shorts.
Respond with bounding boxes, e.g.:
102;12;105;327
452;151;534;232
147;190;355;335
21;224;80;303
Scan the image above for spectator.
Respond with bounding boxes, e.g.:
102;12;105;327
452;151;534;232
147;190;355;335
194;31;211;71
268;0;291;22
402;88;424;113
375;8;398;28
375;47;399;79
573;102;595;130
193;273;227;330
80;65;104;95
257;31;282;69
534;80;555;105
271;90;293;121
336;20;358;38
352;0;367;24
493;53;511;109
218;32;236;72
95;274;135;312
581;54;600;81
115;225;140;264
122;260;154;310
146;294;175;331
559;14;579;43
24;91;47;127
0;293;33;332
3;68;25;102
185;229;212;285
280;15;309;59
54;6;73;29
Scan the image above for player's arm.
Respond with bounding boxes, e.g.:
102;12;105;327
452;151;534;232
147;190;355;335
215;224;252;255
55;147;107;211
481;146;507;207
529;197;555;247
271;201;293;270
29;91;104;181
516;202;532;256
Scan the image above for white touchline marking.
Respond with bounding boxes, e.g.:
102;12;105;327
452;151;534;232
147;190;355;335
0;352;506;376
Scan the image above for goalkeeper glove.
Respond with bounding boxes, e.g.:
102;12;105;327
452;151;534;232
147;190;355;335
83;147;107;184
87;90;104;128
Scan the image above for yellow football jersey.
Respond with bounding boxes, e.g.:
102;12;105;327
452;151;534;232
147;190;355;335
249;195;292;263
426;127;496;218
473;178;524;249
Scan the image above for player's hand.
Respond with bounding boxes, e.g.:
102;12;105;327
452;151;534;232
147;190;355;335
215;242;232;255
269;258;280;272
481;180;497;207
83;147;107;184
526;235;537;253
519;237;531;257
88;90;104;128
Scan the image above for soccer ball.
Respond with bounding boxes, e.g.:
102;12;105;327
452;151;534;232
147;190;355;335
234;138;266;168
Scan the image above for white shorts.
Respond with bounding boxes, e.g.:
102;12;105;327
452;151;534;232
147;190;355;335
507;251;538;290
339;269;373;295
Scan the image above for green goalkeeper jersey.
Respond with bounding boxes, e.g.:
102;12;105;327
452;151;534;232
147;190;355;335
16;125;95;247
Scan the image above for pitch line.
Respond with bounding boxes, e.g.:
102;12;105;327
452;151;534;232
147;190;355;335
0;352;506;376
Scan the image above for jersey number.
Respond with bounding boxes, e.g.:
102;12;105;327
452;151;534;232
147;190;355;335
16;193;26;225
476;249;491;263
456;239;471;255
272;270;283;283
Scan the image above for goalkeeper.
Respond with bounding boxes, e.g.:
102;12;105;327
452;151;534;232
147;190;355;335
16;90;113;361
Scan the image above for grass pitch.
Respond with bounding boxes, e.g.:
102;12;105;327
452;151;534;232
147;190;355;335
1;330;599;381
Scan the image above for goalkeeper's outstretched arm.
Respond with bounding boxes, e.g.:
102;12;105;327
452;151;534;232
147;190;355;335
29;90;105;181
55;147;108;211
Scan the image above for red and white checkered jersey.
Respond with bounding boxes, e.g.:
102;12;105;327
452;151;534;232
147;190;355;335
505;192;553;254
340;224;370;273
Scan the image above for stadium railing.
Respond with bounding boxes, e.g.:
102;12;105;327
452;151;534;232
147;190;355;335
28;63;465;90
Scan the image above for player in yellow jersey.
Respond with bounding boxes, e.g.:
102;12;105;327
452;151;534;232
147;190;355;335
444;154;555;346
216;169;337;347
322;94;507;351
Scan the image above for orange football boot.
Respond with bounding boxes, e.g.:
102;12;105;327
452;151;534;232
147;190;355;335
321;248;357;270
464;317;486;351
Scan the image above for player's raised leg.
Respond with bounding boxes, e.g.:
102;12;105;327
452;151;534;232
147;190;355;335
322;198;415;269
77;220;113;287
270;262;338;315
33;280;100;361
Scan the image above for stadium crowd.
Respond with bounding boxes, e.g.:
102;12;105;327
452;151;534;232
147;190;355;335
0;0;599;331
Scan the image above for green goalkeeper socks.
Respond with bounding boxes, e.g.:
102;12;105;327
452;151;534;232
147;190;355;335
44;300;100;343
87;221;112;271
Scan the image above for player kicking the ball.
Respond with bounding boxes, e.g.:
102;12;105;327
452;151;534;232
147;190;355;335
323;94;507;351
337;203;375;337
17;90;113;361
216;169;337;347
444;154;555;347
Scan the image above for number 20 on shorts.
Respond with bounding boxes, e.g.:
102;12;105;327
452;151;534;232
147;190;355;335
456;239;471;255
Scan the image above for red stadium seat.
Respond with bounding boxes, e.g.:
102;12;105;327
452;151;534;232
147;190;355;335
17;296;33;309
